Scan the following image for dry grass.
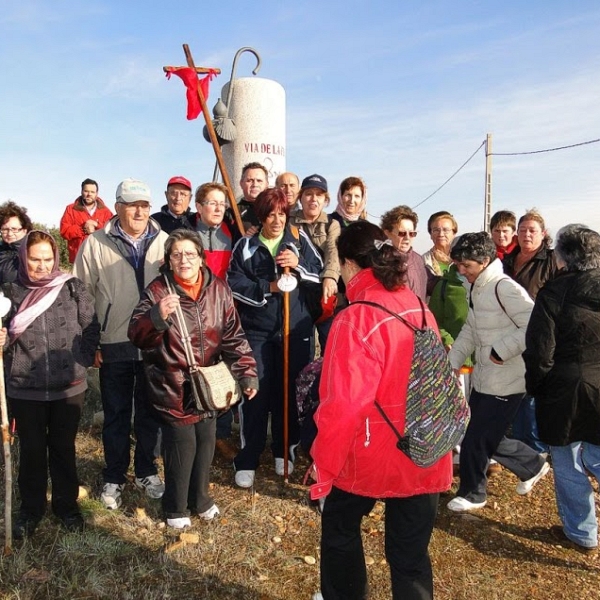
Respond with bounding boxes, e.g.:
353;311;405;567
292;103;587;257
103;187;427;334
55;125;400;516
2;395;600;599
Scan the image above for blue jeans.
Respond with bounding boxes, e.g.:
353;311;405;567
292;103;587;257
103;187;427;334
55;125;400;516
512;395;548;453
99;360;161;484
550;442;600;548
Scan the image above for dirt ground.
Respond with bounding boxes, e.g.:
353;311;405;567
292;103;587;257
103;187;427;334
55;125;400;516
2;418;600;599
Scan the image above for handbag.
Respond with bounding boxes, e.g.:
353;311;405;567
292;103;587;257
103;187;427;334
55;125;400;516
164;276;241;412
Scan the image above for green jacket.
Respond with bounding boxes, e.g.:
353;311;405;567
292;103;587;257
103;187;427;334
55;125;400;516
427;264;472;367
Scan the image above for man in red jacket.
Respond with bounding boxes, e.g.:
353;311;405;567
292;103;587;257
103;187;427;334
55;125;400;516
59;178;113;262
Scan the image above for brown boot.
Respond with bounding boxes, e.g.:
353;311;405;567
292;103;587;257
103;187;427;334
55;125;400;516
215;438;237;461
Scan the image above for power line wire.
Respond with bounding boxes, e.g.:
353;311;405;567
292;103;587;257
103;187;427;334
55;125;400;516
491;137;600;156
411;140;485;210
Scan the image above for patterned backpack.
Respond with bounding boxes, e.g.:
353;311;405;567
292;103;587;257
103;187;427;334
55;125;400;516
352;299;470;468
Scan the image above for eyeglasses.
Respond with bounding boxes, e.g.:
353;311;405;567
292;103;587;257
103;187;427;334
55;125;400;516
168;191;191;198
170;251;200;262
1;227;23;234
431;227;453;235
201;201;228;209
395;231;417;238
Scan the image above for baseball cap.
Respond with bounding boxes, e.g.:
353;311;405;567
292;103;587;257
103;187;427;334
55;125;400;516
167;175;192;190
301;174;327;193
115;178;152;204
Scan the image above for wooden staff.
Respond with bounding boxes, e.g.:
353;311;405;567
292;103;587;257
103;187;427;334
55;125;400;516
0;300;13;554
181;44;245;236
282;268;291;482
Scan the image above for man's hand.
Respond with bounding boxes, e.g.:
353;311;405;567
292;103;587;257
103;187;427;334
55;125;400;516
83;219;99;234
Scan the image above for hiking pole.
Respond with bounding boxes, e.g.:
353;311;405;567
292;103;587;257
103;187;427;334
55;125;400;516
0;291;13;554
278;267;297;483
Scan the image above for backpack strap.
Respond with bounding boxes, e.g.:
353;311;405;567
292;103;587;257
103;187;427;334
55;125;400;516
494;279;519;328
288;224;302;252
351;299;427;332
373;400;411;454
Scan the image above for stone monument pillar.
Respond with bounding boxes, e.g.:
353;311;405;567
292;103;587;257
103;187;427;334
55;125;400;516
222;77;286;196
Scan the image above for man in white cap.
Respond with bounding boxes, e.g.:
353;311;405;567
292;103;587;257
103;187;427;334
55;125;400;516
151;175;195;233
74;178;168;510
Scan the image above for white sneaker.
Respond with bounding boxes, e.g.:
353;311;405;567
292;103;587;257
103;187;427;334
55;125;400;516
135;475;165;499
447;496;487;512
167;517;191;529
516;461;551;495
101;483;124;510
198;504;220;521
235;470;255;488
275;458;294;476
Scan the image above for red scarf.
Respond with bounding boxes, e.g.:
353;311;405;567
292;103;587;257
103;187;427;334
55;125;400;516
496;236;518;260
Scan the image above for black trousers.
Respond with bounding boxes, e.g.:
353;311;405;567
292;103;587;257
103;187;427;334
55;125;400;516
320;487;439;600
10;393;85;519
234;334;311;471
458;390;545;503
161;416;217;519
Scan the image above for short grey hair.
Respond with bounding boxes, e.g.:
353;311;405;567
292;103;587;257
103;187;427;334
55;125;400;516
555;224;600;272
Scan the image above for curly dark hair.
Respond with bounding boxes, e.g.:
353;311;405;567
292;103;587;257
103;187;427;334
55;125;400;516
337;221;407;291
0;200;33;232
450;232;496;264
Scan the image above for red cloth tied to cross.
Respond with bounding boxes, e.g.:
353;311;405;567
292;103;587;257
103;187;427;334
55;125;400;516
166;68;218;120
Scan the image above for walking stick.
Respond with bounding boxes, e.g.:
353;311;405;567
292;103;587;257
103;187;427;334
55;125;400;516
278;268;297;483
0;292;13;554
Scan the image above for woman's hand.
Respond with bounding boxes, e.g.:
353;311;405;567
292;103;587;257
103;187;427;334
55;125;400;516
0;327;7;346
158;293;180;320
244;388;258;400
322;278;338;302
275;249;299;270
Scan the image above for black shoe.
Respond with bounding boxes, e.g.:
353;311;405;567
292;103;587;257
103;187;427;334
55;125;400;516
61;513;85;533
13;513;42;540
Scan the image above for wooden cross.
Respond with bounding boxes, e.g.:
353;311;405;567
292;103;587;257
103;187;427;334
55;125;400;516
163;44;245;234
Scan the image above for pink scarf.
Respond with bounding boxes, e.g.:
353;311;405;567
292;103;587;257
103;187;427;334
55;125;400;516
9;231;73;342
333;184;368;223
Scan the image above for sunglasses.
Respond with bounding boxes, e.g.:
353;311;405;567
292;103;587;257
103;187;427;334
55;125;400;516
395;230;417;238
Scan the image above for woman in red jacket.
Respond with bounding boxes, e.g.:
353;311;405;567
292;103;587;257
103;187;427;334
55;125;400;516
310;221;452;600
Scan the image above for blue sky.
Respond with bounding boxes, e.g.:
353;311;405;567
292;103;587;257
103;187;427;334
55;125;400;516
1;1;599;252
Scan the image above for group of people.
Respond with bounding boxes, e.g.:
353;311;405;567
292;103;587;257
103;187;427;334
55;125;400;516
2;167;600;600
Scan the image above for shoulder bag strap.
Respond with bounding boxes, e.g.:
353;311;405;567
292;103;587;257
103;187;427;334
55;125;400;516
494;278;519;328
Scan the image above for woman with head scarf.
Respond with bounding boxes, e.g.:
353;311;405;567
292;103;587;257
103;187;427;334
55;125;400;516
0;231;99;539
330;176;368;228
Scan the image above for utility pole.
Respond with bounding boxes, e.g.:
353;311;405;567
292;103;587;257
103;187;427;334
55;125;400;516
483;133;492;232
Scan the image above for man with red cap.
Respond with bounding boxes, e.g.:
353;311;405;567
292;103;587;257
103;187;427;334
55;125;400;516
151;176;195;233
